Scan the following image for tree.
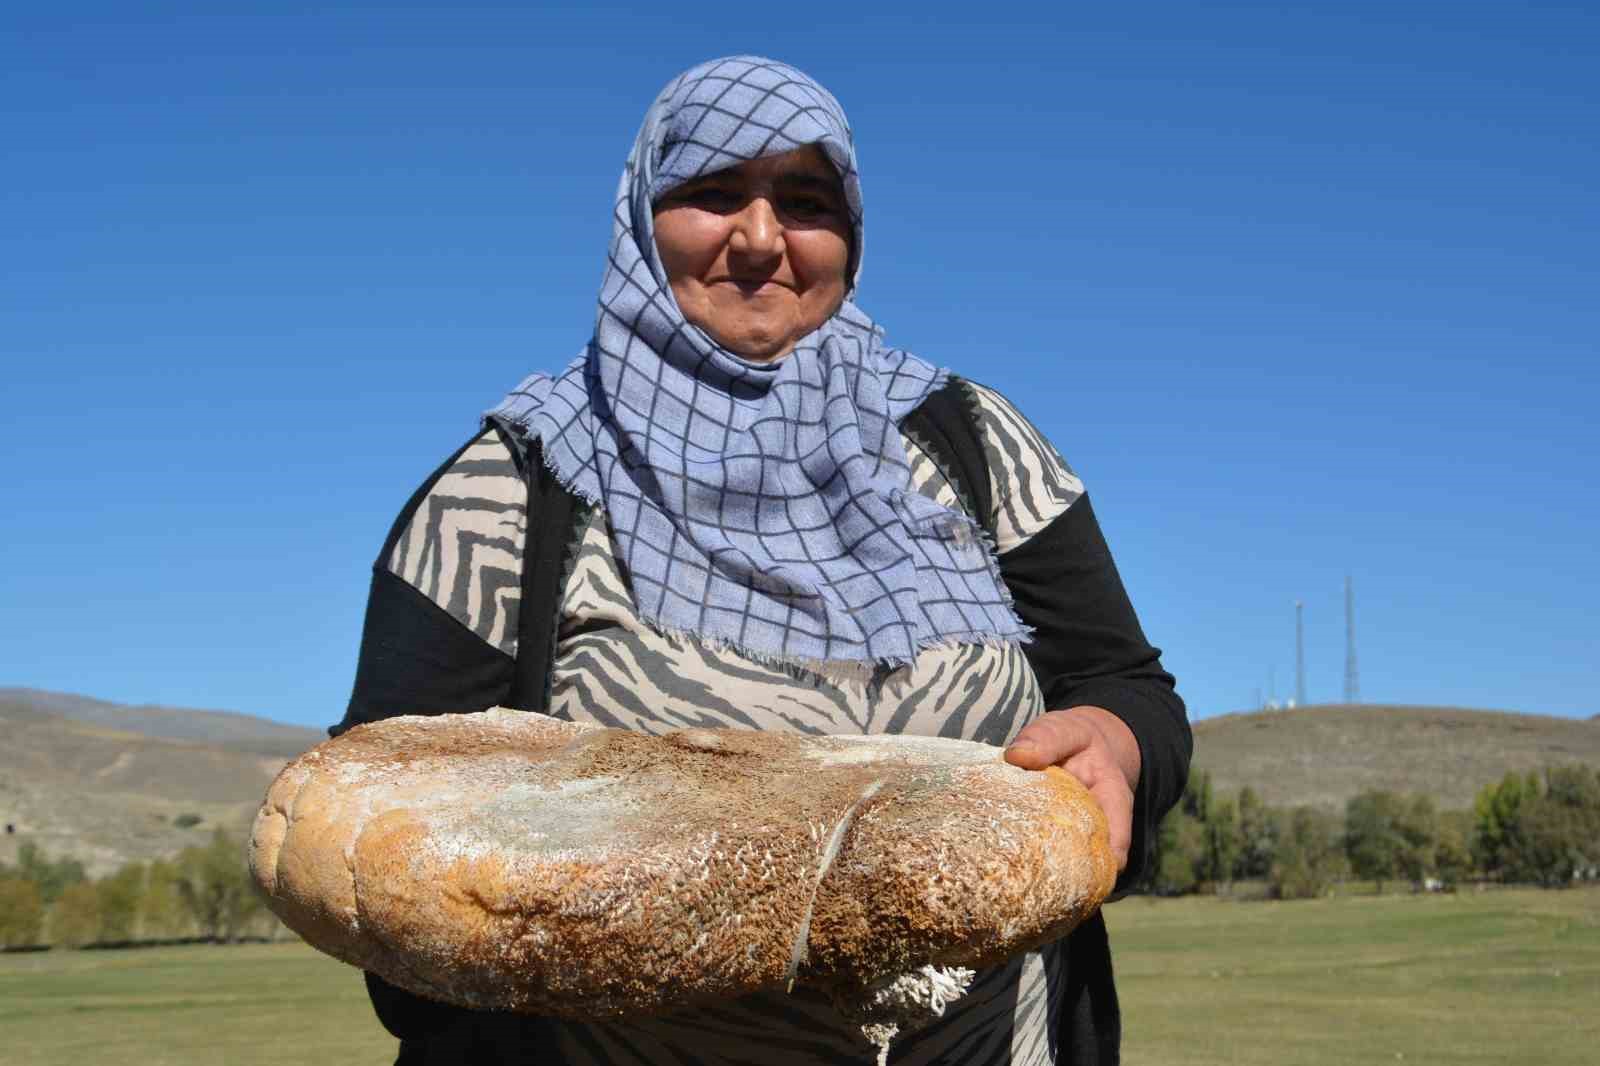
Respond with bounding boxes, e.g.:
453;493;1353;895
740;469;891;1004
1508;765;1600;886
1152;809;1206;895
1181;769;1214;823
1473;771;1537;877
14;841;86;904
1270;807;1348;900
1543;763;1600;810
1395;795;1440;889
0;877;45;948
1345;791;1406;893
96;863;146;943
1234;786;1276;881
1155;768;1240;893
1433;810;1474;888
139;858;190;940
1203;795;1241;890
1474;764;1600;886
50;881;102;948
175;829;263;942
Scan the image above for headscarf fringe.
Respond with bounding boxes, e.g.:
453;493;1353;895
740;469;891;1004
633;612;1034;690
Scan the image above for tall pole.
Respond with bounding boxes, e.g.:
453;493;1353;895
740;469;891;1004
1295;600;1306;707
1344;575;1360;704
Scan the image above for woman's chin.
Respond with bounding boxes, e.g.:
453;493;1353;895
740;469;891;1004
711;326;796;362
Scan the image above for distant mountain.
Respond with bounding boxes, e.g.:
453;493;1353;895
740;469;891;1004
1193;703;1600;810
0;687;324;757
0;689;324;876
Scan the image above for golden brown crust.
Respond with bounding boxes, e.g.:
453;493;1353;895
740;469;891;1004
248;710;1115;1017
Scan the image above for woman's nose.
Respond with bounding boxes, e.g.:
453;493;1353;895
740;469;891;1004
727;197;783;259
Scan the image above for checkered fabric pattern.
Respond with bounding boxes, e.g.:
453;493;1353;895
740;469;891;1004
488;56;1028;666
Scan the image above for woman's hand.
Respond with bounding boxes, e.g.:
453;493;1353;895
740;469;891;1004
1004;706;1141;871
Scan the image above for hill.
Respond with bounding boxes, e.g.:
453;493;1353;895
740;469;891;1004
4;690;1598;875
0;687;323;757
0;690;324;876
1192;703;1600;810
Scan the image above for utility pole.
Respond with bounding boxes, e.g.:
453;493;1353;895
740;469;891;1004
1295;600;1306;708
1344;575;1360;704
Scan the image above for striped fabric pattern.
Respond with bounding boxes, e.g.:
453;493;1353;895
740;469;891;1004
551;503;1046;742
965;383;1084;554
385;430;526;656
543;949;1064;1066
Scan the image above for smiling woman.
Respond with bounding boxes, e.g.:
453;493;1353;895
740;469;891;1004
329;55;1191;1066
653;145;853;362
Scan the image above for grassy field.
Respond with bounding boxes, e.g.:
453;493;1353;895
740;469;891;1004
0;939;393;1066
2;887;1596;1065
1108;886;1600;1065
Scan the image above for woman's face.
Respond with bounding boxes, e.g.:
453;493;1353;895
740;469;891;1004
653;145;852;362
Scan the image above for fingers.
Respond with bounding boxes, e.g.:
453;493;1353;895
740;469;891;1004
1003;712;1097;770
1007;710;1135;871
1071;755;1134;871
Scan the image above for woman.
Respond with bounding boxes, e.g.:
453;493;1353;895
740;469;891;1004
335;55;1190;1066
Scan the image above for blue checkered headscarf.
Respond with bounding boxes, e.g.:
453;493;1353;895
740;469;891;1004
490;56;1027;668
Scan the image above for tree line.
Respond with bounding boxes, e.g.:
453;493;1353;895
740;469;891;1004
0;827;271;949
1145;763;1600;899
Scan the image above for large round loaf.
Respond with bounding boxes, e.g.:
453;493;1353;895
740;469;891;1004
248;709;1115;1020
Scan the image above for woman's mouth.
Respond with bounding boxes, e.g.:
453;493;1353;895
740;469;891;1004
718;278;790;296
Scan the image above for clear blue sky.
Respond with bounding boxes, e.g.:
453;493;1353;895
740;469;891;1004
4;2;1596;730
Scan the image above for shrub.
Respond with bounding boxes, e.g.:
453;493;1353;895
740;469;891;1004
1233;786;1277;880
50;881;102;948
1474;764;1600;886
1270;807;1348;900
139;858;191;940
15;840;86;904
176;828;263;942
1345;791;1407;893
96;863;145;942
0;877;45;948
1153;810;1205;895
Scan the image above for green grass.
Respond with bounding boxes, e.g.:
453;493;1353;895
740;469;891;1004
1107;886;1600;1065
0;941;393;1066
2;888;1596;1065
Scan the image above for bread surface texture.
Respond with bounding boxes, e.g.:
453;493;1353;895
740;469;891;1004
248;709;1115;1017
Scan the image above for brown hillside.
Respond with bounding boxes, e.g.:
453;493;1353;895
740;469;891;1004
0;687;324;756
1192;704;1600;811
0;698;319;877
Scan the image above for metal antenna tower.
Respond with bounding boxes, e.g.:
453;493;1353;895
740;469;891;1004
1344;575;1360;704
1294;600;1306;707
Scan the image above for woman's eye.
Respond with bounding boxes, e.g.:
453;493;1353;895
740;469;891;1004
782;195;834;220
683;187;740;210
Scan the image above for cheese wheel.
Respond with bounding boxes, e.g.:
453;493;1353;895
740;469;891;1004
248;708;1115;1020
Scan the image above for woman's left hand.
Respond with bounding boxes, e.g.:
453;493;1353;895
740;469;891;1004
1004;706;1141;872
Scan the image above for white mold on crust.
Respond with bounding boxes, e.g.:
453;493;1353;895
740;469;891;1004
841;963;978;1065
807;733;1004;766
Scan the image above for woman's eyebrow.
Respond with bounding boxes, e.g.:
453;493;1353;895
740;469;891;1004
775;173;842;196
